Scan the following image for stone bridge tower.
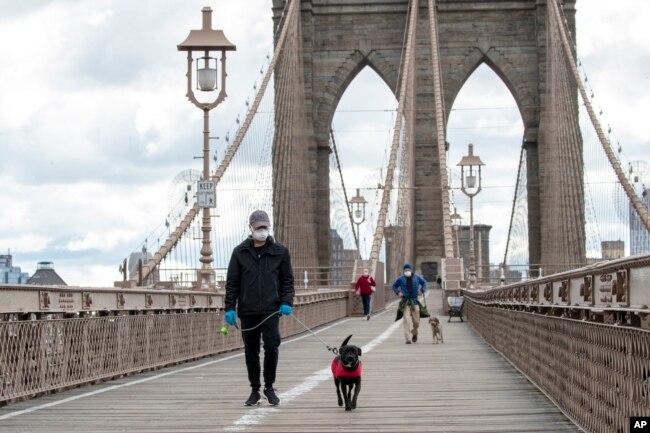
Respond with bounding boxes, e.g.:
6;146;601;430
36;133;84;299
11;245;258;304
272;0;582;275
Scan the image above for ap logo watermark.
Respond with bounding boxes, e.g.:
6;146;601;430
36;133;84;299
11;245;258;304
631;417;650;432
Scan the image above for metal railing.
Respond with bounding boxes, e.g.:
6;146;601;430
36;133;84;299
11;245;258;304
211;266;356;292
0;285;348;406
463;254;650;433
0;313;221;403
293;266;356;290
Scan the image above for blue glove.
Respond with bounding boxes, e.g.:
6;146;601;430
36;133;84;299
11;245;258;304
225;310;237;326
279;304;292;316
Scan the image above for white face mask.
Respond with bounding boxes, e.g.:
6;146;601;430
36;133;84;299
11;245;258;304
252;228;269;242
363;272;369;277
404;271;412;278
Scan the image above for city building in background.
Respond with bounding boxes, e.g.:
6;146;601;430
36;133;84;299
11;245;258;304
0;253;30;284
329;229;356;286
630;188;650;255
489;265;523;284
457;224;492;284
601;240;625;260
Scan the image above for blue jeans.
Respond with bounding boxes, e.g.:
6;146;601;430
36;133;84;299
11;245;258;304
361;294;372;316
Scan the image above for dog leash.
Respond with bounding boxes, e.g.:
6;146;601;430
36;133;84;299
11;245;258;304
234;311;279;332
224;311;339;355
288;313;339;355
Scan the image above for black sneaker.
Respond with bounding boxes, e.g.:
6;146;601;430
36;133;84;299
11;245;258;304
412;333;418;343
263;387;280;405
244;390;261;406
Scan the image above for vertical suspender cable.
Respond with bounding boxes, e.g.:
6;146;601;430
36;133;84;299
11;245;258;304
503;146;526;266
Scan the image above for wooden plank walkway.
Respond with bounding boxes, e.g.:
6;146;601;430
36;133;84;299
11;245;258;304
0;290;580;432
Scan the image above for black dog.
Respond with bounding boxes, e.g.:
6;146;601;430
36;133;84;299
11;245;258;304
331;335;362;411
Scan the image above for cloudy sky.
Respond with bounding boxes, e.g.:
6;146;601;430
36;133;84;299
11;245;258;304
1;0;648;286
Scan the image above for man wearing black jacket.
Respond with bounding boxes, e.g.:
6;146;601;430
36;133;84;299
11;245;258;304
224;210;295;406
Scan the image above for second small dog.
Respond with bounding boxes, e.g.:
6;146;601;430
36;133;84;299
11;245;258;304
331;334;362;411
429;316;444;344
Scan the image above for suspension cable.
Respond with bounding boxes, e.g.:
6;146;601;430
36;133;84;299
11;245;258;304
503;146;526;266
330;128;361;258
548;0;650;233
369;0;418;276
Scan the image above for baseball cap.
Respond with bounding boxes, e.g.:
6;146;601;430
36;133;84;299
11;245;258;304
249;210;271;229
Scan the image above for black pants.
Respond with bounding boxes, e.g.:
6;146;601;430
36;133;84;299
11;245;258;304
240;314;281;391
361;294;372;315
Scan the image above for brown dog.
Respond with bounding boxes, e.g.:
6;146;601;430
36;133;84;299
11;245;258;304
428;316;443;344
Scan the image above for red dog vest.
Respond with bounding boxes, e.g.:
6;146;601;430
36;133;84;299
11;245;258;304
331;357;362;379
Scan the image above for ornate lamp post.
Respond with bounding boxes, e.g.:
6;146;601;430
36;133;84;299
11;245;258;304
457;144;484;289
178;7;236;290
350;189;368;254
450;207;462;258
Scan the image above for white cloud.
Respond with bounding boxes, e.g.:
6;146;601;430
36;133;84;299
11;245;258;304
87;8;113;27
0;234;51;253
61;264;120;288
64;229;134;252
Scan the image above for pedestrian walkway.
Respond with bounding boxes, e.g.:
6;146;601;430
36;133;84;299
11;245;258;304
0;290;579;432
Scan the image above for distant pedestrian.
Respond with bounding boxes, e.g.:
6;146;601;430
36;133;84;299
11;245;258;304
224;210;295;406
354;268;376;320
391;263;427;344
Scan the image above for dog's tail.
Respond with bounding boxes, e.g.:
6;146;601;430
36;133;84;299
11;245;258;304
341;334;352;347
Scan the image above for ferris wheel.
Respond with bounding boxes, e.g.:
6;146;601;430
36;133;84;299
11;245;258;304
167;169;202;214
629;160;649;197
612;160;648;224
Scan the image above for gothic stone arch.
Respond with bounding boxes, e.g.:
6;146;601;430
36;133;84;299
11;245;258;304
272;0;578;273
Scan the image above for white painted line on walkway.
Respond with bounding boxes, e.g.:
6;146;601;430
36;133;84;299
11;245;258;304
0;318;350;421
225;314;401;432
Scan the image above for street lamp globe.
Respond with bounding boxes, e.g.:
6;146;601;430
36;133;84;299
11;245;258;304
198;61;217;91
457;143;484;194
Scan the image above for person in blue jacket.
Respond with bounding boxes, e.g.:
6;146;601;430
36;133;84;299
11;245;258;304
392;263;427;344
